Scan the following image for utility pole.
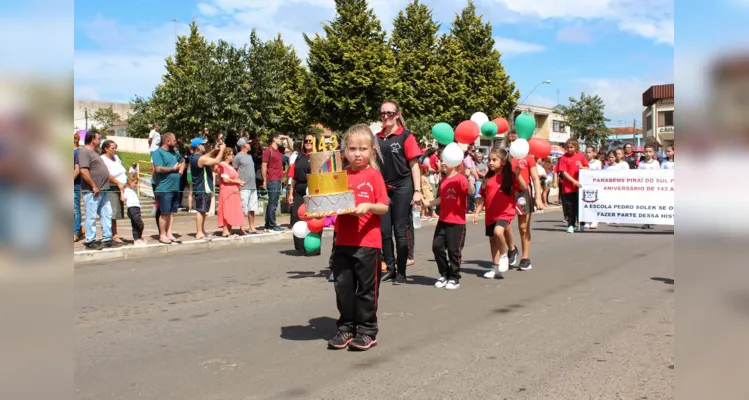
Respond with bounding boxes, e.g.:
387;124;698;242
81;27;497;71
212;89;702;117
633;118;638;147
84;108;88;130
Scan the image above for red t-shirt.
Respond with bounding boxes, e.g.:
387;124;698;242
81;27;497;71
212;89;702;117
429;154;439;171
511;155;536;187
479;173;519;225
556;152;588;194
262;146;284;181
438;174;468;224
335;166;389;249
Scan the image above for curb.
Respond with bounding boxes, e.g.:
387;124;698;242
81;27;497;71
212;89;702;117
74;207;560;265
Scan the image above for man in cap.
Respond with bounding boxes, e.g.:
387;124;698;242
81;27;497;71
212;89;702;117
188;136;225;240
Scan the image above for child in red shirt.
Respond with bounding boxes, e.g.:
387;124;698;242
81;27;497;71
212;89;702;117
328;124;389;352
556;138;589;233
426;161;475;290
473;148;526;279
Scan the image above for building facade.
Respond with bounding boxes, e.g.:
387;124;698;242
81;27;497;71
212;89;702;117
74;100;132;134
641;84;674;147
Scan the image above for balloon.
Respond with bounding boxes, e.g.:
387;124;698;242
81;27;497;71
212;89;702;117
292;221;310;239
297;204;311;221
442;142;464;167
455;120;479;144
480;121;498;138
304;233;321;253
492;117;509;134
514;113;536;139
470;112;489;127
307;218;324;233
431;122;454;145
528;137;551;159
509;138;530;159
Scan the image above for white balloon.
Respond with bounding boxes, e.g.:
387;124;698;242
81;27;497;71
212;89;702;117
442;142;464;167
470;112;489;127
292;221;310;239
509;138;530;159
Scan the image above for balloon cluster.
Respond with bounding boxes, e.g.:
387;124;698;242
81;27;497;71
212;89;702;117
431;111;552;162
291;204;324;253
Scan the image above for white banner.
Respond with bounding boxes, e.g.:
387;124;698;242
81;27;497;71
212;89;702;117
578;169;674;225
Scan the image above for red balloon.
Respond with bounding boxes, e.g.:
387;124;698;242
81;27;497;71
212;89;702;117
455;121;479;144
307;218;325;233
528;137;551;159
297;204;311;221
492;118;509;134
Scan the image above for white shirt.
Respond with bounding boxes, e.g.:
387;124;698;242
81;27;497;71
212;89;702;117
124;187;141;208
662;160;674;170
102;154;128;185
149;130;161;152
535;164;546;178
589;159;603;170
638;159;661;170
607;162;630;170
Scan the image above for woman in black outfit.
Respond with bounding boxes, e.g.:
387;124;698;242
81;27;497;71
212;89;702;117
376;101;424;285
287;133;320;256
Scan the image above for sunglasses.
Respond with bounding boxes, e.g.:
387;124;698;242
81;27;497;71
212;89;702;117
304;140;313;144
380;111;397;118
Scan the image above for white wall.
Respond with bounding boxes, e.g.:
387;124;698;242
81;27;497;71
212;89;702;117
106;136;149;154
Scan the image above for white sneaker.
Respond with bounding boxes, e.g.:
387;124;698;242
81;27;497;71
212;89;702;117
483;265;503;279
445;280;460;290
134;239;147;247
498;254;510;273
434;276;448;288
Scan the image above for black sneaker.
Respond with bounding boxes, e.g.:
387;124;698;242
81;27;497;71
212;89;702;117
327;331;355;349
508;246;520;268
381;269;396;282
348;333;377;351
518;258;532;271
102;240;122;248
84;241;102;251
393;274;407;285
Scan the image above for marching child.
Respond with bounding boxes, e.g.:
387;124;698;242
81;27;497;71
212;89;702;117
637;144;661;229
427;161;474;290
557;138;588;233
124;174;146;246
473;148;526;279
327;124;389;351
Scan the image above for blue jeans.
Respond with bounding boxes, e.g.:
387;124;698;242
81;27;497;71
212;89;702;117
74;190;82;236
265;180;282;229
83;192;113;243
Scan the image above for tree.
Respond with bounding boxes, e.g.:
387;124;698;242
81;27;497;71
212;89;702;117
557;92;612;146
390;0;440;123
91;106;121;132
430;33;470;125
444;1;519;125
304;0;397;131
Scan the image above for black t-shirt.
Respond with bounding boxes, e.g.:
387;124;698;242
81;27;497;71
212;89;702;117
376;127;422;187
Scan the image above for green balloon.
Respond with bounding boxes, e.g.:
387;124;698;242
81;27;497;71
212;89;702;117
304;232;321;253
480;121;498;138
515;113;536;140
431;122;455;145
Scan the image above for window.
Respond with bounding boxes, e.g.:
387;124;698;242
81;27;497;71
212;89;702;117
658;110;674;127
645;116;653;131
553;120;565;132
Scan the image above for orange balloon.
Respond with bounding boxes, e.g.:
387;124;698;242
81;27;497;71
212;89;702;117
307;218;325;233
455;120;479;144
493;118;509;134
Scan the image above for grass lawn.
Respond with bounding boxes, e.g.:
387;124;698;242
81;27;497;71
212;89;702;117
117;151;151;170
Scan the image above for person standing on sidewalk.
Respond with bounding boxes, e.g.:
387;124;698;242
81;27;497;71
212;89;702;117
503;129;544;271
287;133;319;254
78;132;120;250
376;101;423;285
261;132;288;232
234;138;260;235
74;135;83;242
189;137;224;240
124;174;146;246
152;132;185;244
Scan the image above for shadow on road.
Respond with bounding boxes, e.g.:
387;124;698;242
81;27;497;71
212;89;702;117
278;249;304;257
651;277;674;285
463;259;494;269
280;316;337;341
407;275;438;286
287;270;329;279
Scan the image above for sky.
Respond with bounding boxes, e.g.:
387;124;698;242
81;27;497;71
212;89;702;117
72;0;684;125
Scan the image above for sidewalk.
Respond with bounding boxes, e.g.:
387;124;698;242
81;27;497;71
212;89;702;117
75;202;561;265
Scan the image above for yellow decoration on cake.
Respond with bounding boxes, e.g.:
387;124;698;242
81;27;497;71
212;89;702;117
308;172;349;195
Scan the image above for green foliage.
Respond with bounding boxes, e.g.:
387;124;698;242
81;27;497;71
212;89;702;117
557;92;612;146
439;1;519;125
391;0;440;122
91;107;121;131
304;0;396;131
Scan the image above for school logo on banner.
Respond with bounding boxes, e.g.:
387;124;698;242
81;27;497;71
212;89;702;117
582;189;599;203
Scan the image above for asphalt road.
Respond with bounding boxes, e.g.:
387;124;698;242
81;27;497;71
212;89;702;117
75;211;674;400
